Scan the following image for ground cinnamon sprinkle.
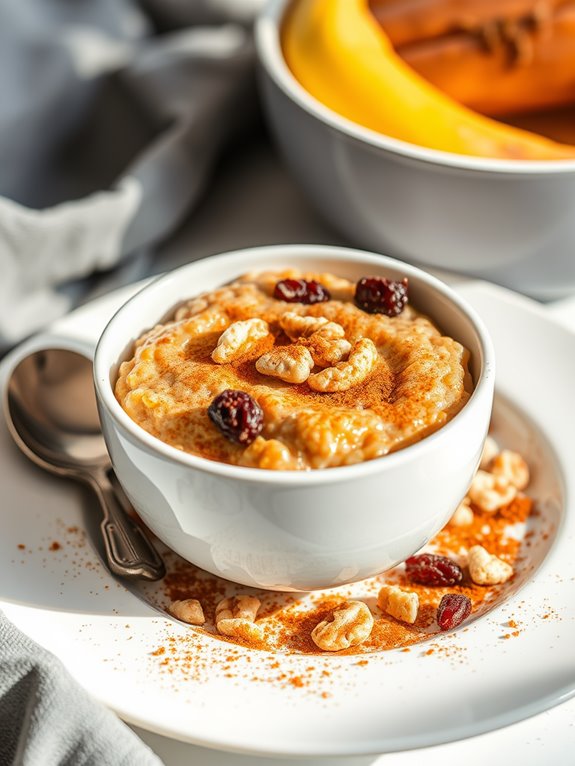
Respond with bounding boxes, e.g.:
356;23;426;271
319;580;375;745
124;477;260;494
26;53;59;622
134;435;549;698
117;272;470;470
142;489;535;662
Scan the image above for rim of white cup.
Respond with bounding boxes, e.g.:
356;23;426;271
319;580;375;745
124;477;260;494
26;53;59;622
255;0;575;175
94;245;494;485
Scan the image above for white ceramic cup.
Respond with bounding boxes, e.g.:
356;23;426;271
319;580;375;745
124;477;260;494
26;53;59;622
256;0;575;300
94;245;495;591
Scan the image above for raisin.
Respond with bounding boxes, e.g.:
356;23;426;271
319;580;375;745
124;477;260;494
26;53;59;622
208;389;263;445
405;553;463;587
273;278;330;304
437;594;472;631
355;276;408;316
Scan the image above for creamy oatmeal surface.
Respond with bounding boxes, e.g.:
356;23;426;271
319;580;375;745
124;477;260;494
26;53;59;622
115;270;471;470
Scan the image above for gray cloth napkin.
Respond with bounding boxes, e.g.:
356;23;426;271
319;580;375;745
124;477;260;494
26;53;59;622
0;0;264;351
0;612;162;766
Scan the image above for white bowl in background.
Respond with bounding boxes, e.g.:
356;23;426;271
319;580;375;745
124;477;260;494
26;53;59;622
94;245;494;591
256;0;575;300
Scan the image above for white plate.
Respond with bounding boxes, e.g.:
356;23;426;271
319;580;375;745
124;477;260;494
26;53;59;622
1;279;574;758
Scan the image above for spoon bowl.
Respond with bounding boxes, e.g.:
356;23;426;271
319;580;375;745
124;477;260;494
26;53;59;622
7;349;108;474
4;345;165;581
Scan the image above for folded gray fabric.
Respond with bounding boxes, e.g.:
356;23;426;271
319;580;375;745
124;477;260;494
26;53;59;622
0;0;264;350
0;612;162;766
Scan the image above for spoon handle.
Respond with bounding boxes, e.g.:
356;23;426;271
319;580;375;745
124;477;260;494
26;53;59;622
91;472;166;581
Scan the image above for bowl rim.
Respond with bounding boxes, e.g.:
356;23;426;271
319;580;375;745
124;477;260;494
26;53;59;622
94;244;495;485
255;0;575;176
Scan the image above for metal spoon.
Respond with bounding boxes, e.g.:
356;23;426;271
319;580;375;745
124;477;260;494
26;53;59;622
4;347;165;581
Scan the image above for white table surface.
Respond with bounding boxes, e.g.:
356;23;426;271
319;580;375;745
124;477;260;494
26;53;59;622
93;132;575;765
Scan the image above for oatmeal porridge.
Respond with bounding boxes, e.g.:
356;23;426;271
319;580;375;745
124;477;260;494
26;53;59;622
115;270;471;470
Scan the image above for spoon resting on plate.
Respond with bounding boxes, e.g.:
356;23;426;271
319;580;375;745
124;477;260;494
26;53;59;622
4;346;165;581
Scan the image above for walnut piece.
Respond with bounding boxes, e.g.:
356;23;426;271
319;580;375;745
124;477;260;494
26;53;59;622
490;449;530;490
304;334;352;367
313;321;346;340
279;312;330;339
169;599;205;625
279;313;351;367
215;595;264;641
467;545;514;585
216;594;260;622
468;469;517;512
216;620;264;642
211;318;270;364
311;600;374;651
449;498;474;527
308;338;378;392
377;585;419;624
256;345;314;384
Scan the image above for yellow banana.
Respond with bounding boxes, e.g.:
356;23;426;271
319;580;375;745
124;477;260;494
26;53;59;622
282;0;575;159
